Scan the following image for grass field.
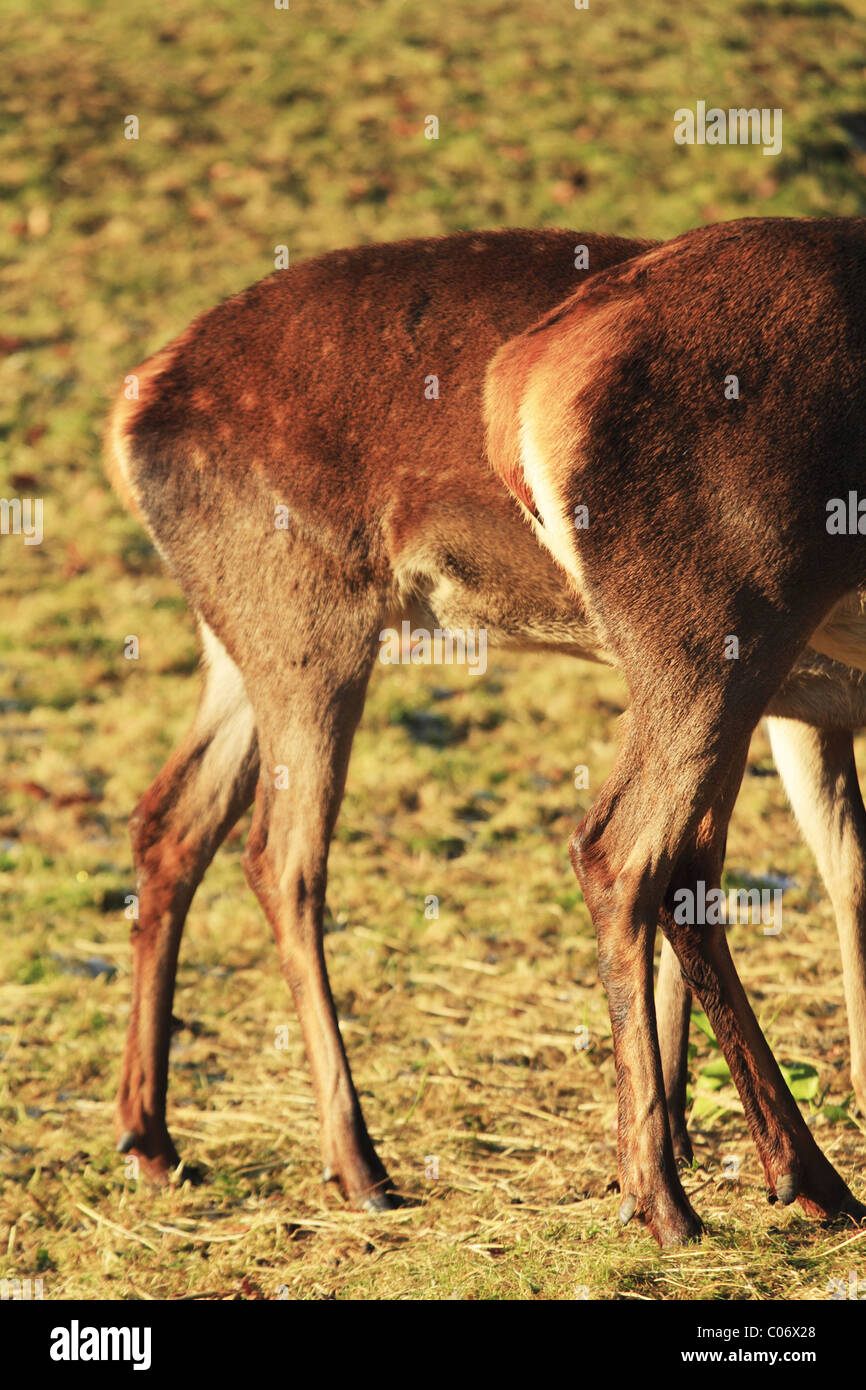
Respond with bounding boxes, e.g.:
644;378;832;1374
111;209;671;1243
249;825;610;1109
3;0;866;1301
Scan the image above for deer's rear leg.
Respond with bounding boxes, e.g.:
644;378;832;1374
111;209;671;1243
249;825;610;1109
571;719;705;1248
575;709;863;1247
116;623;259;1181
657;938;694;1165
659;764;865;1229
659;716;866;1168
666;915;864;1225
241;615;397;1212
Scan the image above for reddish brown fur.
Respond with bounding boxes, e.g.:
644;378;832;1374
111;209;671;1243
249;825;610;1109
106;222;866;1243
105;229;654;1207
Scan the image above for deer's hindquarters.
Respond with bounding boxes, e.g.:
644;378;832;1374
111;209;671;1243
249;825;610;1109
485;289;640;630
487;218;866;678
104;338;190;530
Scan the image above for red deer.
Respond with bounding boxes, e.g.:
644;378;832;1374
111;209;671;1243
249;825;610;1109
485;215;866;1245
106;226;866;1242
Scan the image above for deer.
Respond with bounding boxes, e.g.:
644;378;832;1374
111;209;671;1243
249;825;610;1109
485;213;866;1245
105;224;866;1246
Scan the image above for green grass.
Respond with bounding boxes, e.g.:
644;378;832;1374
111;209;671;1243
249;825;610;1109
2;0;866;1300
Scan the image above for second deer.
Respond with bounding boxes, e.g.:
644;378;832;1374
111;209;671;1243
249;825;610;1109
486;214;866;1244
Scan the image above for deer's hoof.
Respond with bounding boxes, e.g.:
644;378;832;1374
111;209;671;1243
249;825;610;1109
620;1185;704;1247
839;1191;866;1224
172;1160;205;1187
775;1172;799;1206
362;1186;402;1213
322;1158;401;1211
656;1212;704;1248
669;1129;694;1168
114;1127;189;1185
618;1193;637;1225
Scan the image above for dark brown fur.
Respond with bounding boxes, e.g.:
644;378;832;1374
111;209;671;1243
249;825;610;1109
486;216;866;1245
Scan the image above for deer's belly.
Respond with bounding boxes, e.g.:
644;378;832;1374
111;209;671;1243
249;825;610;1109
420;576;611;662
809;589;866;673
